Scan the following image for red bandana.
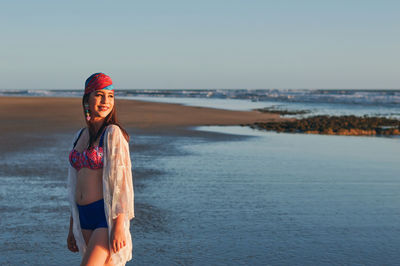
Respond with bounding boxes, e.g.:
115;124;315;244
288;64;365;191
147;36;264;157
84;73;114;95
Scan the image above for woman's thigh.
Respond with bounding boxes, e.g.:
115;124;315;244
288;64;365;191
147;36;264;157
81;229;93;246
80;228;112;266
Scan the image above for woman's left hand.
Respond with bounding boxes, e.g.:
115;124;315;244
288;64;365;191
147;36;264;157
111;216;126;253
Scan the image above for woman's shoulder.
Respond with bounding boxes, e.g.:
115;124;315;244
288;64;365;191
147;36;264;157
105;124;124;138
106;124;121;132
105;124;130;145
73;127;86;139
75;127;86;133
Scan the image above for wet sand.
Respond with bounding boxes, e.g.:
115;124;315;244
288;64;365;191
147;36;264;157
0;96;286;153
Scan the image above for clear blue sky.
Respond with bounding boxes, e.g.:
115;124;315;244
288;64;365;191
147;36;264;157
1;0;399;89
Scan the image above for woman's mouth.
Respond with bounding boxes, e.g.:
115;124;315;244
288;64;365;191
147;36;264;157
98;106;109;111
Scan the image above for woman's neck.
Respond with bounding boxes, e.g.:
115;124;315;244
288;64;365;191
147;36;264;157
90;117;105;132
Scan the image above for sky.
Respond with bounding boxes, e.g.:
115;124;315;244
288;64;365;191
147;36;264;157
0;0;399;90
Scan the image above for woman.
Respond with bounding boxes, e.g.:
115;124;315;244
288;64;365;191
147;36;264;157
66;73;134;266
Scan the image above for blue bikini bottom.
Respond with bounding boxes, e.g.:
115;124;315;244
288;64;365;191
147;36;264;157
77;198;108;230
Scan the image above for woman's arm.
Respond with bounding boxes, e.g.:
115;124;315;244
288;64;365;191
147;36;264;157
66;129;85;254
67;215;78;252
69;215;73;231
105;125;134;220
104;125;134;253
111;213;126;253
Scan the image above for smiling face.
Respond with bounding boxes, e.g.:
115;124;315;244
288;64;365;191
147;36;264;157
87;89;115;119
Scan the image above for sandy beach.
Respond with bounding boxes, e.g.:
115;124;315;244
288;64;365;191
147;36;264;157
0;96;285;152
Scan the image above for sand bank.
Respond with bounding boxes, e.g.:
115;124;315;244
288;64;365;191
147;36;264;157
0;97;285;132
0;96;287;153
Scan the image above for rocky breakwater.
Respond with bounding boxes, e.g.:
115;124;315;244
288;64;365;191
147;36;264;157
247;115;400;136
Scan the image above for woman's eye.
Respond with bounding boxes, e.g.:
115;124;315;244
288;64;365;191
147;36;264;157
109;95;114;98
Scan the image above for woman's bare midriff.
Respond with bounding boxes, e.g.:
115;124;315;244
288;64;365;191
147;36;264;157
74;128;104;205
75;168;103;205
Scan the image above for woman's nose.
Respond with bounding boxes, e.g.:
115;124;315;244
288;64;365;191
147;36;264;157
101;95;108;104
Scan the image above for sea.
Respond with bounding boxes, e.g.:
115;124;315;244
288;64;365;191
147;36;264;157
0;89;399;265
1;88;400;118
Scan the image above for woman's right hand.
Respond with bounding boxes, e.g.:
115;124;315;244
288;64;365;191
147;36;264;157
67;231;79;252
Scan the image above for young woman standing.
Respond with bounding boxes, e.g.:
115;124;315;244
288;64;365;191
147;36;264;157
67;73;134;266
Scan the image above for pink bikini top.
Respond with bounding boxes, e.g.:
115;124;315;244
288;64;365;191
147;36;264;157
69;128;106;171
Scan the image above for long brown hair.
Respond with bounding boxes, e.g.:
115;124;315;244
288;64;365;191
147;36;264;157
82;93;129;147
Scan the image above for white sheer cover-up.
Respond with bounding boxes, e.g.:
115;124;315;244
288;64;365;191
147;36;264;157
67;125;135;266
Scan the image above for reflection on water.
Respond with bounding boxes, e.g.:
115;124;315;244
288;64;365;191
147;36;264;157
1;128;400;265
133;126;400;265
0;176;72;265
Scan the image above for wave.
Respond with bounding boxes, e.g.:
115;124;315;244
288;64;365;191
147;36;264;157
120;89;400;107
1;89;399;106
